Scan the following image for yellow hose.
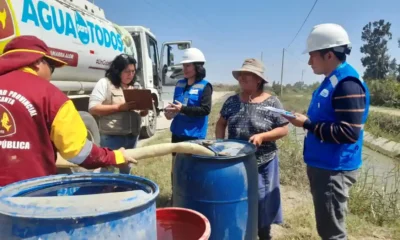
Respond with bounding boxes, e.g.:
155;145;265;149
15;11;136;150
55;142;215;169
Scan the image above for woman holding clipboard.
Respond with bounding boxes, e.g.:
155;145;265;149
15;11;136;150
89;54;148;172
165;48;213;199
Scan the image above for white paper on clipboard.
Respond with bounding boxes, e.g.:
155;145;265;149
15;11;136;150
263;106;296;118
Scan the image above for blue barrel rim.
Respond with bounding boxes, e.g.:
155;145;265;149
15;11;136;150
183;139;257;160
0;173;159;219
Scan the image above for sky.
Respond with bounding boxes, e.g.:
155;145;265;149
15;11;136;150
93;0;400;86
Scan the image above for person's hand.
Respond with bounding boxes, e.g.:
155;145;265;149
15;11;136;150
164;110;176;120
283;112;308;128
165;100;183;113
117;101;136;111
140;110;149;117
249;133;264;147
117;147;137;165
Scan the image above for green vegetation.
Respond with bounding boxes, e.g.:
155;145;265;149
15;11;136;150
367;79;400;108
212;83;239;92
278;95;400;239
360;19;399;81
365;111;400;143
132;94;399;239
359;19;400;108
275;131;400;239
279;94;311;114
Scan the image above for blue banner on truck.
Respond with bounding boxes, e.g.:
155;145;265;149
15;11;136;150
21;0;124;52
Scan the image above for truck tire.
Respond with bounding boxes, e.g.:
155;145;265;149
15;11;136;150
79;111;101;146
140;103;157;138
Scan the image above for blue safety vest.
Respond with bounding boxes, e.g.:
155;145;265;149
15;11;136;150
170;79;210;139
304;62;370;171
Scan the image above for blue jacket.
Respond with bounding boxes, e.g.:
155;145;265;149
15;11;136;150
170;79;209;139
304;62;370;171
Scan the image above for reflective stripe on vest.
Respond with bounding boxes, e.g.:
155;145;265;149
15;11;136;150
67;139;93;165
304;62;370;171
170;78;209;139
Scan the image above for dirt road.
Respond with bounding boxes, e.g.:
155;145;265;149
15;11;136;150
370;106;400;116
155;91;233;131
138;91;233;145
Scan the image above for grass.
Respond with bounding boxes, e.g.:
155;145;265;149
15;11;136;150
365;111;400;143
132;93;400;239
131;97;227;207
277;93;400;239
212;84;239;92
272;128;400;239
278;94;311;114
349;164;400;226
279;92;400;143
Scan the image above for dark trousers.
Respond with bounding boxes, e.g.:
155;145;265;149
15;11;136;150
258;155;283;240
307;166;358;240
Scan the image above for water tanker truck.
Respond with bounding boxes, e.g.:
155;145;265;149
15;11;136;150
0;0;192;142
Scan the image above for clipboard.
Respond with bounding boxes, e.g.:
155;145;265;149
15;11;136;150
263;106;296;119
122;89;153;110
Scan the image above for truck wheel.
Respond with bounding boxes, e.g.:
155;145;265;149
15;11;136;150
140;103;157;138
79;111;101;146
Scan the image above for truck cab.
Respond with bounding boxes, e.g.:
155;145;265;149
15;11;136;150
123;26;192;138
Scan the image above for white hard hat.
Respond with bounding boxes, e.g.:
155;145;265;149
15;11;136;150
303;23;351;54
180;47;206;64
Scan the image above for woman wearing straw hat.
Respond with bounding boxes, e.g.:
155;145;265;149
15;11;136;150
216;58;289;240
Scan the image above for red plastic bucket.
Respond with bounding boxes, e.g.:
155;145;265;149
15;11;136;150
156;207;211;240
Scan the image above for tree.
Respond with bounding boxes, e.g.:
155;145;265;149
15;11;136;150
308;82;320;92
293;81;305;90
398;64;400;82
272;81;281;95
388;58;398;80
360;20;392;80
398;39;400;81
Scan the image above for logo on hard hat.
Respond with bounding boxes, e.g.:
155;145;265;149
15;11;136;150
0;104;16;138
0;0;16;41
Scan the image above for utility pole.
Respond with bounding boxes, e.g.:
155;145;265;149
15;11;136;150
279;48;285;96
301;69;304;83
261;52;263;61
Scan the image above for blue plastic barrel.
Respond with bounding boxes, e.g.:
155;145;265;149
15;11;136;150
0;173;159;240
173;139;258;240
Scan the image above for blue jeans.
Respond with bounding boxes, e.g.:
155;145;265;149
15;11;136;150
100;134;139;174
100;134;139;150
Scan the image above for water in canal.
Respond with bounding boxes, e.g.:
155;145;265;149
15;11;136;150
292;127;399;189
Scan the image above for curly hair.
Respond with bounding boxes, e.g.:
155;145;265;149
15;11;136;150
105;54;137;88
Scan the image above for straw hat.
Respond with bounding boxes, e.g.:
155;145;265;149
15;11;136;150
232;58;268;83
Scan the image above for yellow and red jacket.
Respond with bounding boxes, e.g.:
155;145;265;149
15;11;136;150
0;68;124;187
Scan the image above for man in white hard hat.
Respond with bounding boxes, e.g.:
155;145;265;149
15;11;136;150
164;47;213;203
284;23;370;239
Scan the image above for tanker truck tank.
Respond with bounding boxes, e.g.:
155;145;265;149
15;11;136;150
0;0;138;91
